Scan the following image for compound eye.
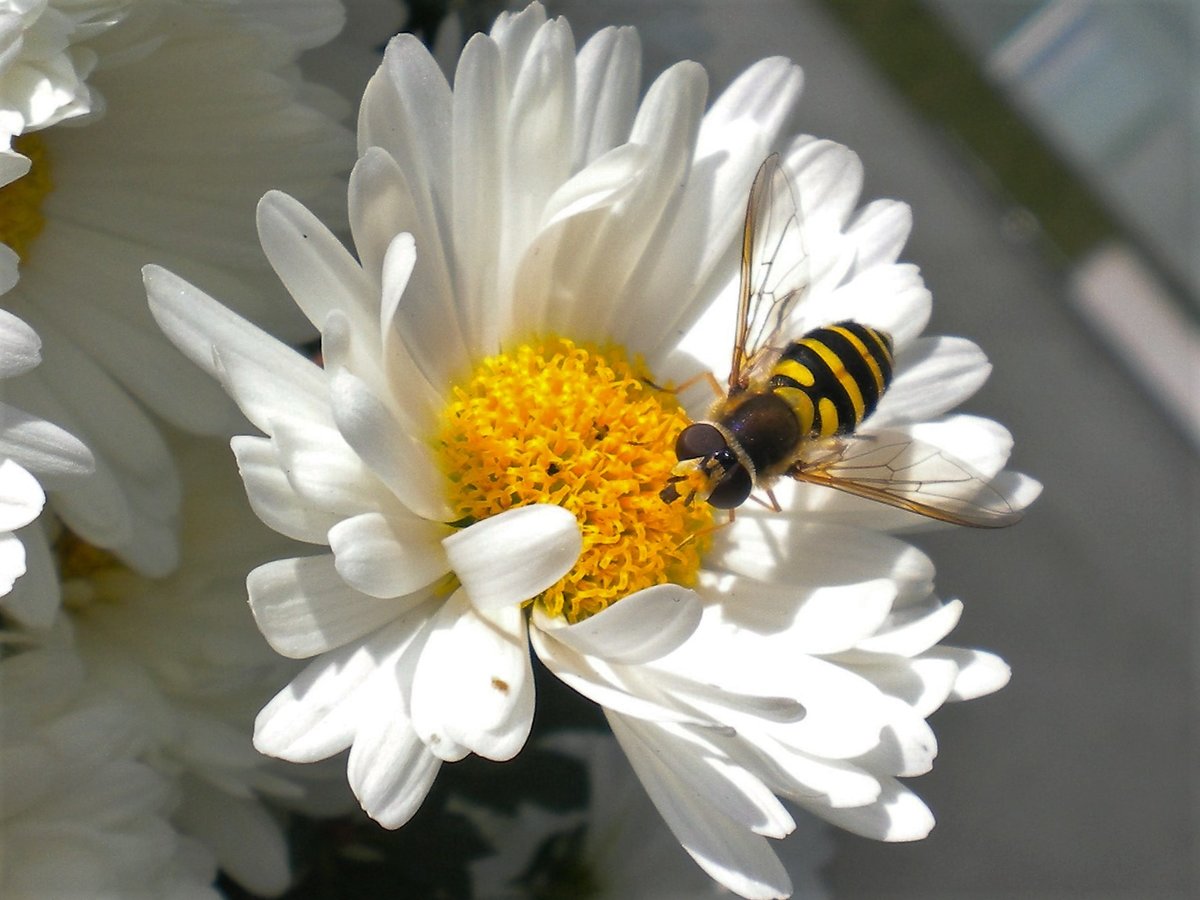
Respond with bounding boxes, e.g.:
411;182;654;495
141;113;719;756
674;423;727;461
707;464;753;509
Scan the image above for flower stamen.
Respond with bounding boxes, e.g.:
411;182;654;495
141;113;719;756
435;338;713;624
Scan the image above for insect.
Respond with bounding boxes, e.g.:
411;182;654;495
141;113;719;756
660;154;1020;527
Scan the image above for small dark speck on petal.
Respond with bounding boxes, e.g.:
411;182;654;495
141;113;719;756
491;677;510;694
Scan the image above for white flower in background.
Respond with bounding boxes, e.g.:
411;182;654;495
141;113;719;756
0;149;92;624
461;731;834;899
0;0;353;588
147;4;1038;897
63;437;337;897
0;644;218;898
0;0;132;141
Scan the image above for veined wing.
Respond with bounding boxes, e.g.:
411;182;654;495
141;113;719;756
729;154;810;392
789;431;1022;528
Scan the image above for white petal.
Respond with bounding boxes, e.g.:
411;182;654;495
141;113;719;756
247;554;420;658
615;716;795;839
497;19;576;317
797;264;931;349
231;435;340;544
379;232;417;327
785;137;863;230
848;655;959;718
448;32;506;357
409;588;534;761
991;470;1043;514
210;343;325;441
443;505;581;612
0;309;41;377
254;607;435;763
846;199;912;270
904;415;1013;479
931;647;1012;701
346;675;443;829
714;518;935;600
360;34;452;215
268;415;389;517
256;190;377;340
697;571;896;656
343;149;457;435
551;60;708;344
802;777;934;841
532;583;701;664
540;142;647;230
608;712;791;900
328;511;452;600
326;363;454;522
753;740;883;808
572;25;641;167
509;142;653;334
846;696;940;778
347;148;412;285
531;627;721;729
0;459;44;531
490;2;548;78
376;226;450;433
322;308;432;448
855;598;964;657
871;337;992;428
0;402;94;485
0;524;56;627
701;57;804;157
662;636;891;760
0;532;26;598
632;55;804;361
144;265;331;432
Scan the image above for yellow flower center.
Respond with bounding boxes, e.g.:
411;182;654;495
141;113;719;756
435;337;713;624
55;529;128;612
0;134;52;261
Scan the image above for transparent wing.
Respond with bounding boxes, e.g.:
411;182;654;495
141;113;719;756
789;432;1022;528
729;154;810;392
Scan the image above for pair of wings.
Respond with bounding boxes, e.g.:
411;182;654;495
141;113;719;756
727;155;1020;528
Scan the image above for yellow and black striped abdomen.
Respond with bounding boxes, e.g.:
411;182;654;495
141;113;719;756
767;321;894;437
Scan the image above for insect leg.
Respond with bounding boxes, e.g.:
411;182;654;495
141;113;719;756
746;489;782;513
642;370;724;400
676;516;732;550
677;370;725;399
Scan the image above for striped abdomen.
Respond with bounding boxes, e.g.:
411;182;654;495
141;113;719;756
767;321;894;437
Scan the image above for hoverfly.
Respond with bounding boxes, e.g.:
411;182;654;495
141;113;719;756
660;154;1021;527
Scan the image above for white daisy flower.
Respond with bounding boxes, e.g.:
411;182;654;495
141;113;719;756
146;4;1037;897
63;437;333;897
0;0;131;141
0;0;353;584
460;730;834;899
0;149;92;624
0;644;219;898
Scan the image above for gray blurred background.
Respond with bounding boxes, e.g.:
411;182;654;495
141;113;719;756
544;2;1197;898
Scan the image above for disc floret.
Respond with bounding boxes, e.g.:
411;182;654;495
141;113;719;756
436;337;713;623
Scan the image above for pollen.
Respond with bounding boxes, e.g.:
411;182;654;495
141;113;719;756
0;134;53;261
435;337;713;624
